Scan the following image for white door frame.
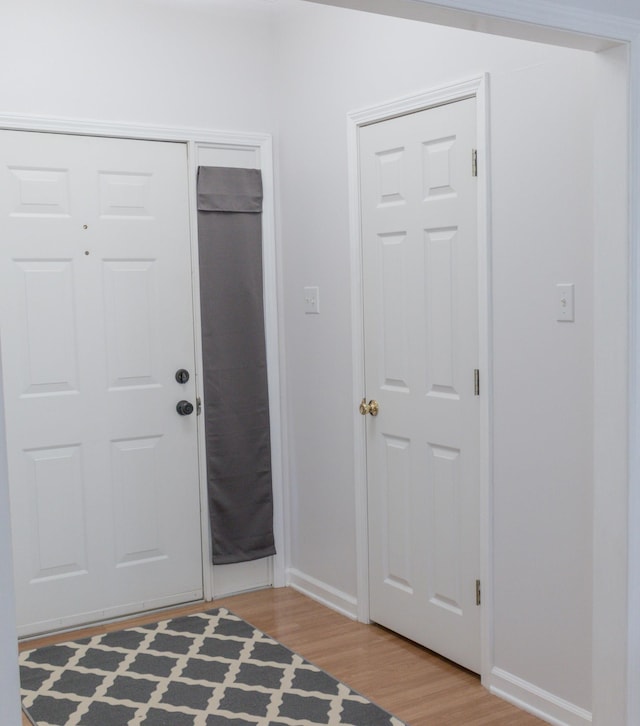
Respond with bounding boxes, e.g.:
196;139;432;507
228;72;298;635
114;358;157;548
347;74;492;673
0;114;287;605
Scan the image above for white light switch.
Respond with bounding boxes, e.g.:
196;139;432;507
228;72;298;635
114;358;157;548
556;283;575;322
304;286;320;314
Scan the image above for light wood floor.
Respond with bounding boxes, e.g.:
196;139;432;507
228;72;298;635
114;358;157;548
20;587;543;725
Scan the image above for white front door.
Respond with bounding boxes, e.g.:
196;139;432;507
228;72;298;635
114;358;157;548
0;131;203;636
360;97;481;672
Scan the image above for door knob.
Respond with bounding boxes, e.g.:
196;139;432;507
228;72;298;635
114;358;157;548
176;400;194;416
359;398;379;417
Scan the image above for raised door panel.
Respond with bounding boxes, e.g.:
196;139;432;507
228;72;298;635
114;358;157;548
8;166;71;218
379;233;410;392
25;445;87;582
427;443;463;614
15;260;79;396
103;260;159;390
381;434;414;595
111;436;165;568
424;228;459;397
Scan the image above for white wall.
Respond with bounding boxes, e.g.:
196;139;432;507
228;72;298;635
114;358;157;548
274;0;595;715
442;0;640;21
0;0;277;131
489;53;594;715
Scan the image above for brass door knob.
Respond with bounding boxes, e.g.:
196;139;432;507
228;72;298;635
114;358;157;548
359;398;379;417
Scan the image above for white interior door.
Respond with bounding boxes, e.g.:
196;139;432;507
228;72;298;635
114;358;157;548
0;131;203;636
360;98;481;672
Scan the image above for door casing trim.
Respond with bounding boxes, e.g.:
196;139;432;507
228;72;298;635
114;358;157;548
0;115;287;604
346;74;492;676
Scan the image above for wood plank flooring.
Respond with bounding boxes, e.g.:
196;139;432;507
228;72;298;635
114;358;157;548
19;587;543;725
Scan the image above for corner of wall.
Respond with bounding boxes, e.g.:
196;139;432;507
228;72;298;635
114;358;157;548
286;568;359;621
488;668;592;725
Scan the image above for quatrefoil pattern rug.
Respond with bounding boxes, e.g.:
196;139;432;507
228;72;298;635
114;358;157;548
20;607;405;726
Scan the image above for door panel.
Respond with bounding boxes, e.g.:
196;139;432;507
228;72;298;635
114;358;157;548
0;131;203;635
360;98;481;672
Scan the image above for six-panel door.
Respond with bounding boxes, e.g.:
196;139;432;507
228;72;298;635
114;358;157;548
0;131;203;636
360;98;481;672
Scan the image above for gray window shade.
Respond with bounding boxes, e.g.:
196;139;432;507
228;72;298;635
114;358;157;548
197;166;275;565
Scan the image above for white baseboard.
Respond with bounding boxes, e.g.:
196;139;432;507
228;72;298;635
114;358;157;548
286;568;358;621
489;667;592;726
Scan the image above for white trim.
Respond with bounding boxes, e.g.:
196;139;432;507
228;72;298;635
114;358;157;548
346;99;370;625
423;0;640;41
257;136;287;589
0;112;274;147
590;43;633;726
475;74;494;688
186;141;214;602
489;668;592;726
287;568;358;620
347;76;484;127
627;39;640;726
309;0;640;48
261;131;292;590
346;76;492;672
0;113;286;609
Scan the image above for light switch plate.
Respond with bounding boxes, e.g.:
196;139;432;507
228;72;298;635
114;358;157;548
304;286;320;314
556;283;574;322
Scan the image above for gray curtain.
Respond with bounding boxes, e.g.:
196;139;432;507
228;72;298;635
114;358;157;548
197;166;275;565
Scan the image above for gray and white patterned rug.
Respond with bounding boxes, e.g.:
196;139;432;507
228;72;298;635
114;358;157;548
20;607;406;726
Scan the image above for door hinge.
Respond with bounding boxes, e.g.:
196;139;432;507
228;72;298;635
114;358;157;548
472;148;478;177
196;396;202;416
476;579;481;606
474;369;480;396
